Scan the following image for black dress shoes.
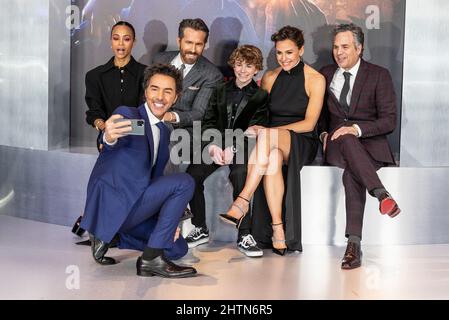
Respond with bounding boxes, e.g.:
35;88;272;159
341;242;362;270
89;234;117;265
72;216;86;237
76;233;120;248
272;248;287;256
136;255;197;278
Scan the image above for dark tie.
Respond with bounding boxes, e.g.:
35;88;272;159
179;64;186;78
153;122;169;172
340;71;351;114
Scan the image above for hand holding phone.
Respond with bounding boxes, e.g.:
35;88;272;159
114;118;145;136
104;115;145;144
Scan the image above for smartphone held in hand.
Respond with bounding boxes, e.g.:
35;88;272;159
115;118;145;136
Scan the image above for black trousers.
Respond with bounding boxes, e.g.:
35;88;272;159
187;162;251;238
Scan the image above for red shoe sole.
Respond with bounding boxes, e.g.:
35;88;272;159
380;198;401;218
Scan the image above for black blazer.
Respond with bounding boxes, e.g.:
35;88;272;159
85;56;147;126
152;51;223;130
201;80;269;151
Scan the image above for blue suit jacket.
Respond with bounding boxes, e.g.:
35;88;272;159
81;105;188;259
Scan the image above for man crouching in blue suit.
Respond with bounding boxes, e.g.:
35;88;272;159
80;64;197;278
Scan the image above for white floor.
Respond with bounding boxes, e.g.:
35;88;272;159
1;215;448;300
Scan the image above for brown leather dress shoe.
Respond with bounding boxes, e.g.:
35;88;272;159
341;242;362;270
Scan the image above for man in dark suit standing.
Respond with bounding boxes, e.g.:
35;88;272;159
152;18;223;162
319;24;401;270
185;45;268;257
80;64;197;278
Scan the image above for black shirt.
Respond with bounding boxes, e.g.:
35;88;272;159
85;56;147;126
227;79;259;128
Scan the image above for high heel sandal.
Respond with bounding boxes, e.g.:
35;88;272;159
271;222;287;256
219;196;250;228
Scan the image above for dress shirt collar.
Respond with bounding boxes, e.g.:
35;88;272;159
171;53;196;74
337;58;361;77
230;79;259;93
144;102;163;126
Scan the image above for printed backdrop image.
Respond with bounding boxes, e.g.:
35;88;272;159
70;0;405;161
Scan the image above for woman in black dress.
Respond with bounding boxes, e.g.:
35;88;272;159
85;21;146;138
220;26;325;255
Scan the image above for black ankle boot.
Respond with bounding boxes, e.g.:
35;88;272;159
71;216;86;237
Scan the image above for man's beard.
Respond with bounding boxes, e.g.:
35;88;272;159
181;51;199;64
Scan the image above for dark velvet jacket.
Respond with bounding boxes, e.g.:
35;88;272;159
201;79;269;152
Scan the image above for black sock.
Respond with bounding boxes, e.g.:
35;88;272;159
371;188;388;201
142;247;163;261
348;235;361;245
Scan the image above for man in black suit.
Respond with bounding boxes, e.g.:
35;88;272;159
185;45;268;257
152;18;223;163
